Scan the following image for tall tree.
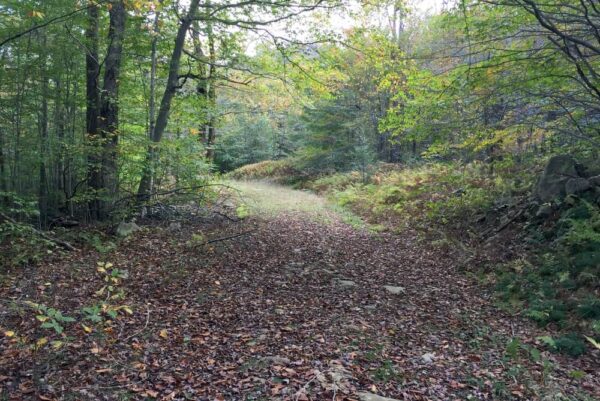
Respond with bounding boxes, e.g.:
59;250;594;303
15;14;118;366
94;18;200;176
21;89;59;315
97;0;127;218
137;0;202;199
86;1;101;219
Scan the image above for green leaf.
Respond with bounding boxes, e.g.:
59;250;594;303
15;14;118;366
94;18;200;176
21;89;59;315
537;336;556;349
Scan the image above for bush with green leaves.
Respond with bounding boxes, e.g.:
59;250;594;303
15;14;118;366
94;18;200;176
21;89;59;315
0;192;55;268
495;197;600;356
25;301;76;335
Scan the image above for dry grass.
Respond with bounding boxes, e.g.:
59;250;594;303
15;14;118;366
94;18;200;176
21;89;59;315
228;180;330;216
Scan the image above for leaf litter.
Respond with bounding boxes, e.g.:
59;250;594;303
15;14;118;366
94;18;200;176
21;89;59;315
1;186;598;400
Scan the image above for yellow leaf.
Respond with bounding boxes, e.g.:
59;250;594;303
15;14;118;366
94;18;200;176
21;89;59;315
82;324;93;334
51;340;63;350
159;329;168;339
36;337;48;347
36;315;49;322
585;336;600;350
4;330;15;337
105;262;113;268
97;266;106;273
120;305;133;314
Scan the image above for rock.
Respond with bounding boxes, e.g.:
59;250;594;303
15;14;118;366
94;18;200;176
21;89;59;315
565;177;591;195
357;392;401;401
535;155;580;202
345;324;363;332
222;200;235;208
421;352;436;364
262;356;290;365
283;262;303;271
168;222;182;231
589;175;600;186
337;279;356;288
116;221;140;237
535;204;553;218
383;285;405;295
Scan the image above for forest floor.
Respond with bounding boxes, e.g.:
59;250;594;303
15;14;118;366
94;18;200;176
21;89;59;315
1;181;599;401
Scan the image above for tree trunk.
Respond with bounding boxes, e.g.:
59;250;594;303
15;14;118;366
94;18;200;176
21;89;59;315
38;34;49;229
140;8;161;197
0;128;6;205
0;51;6;204
86;2;101;220
192;20;208;144
205;21;216;161
97;0;127;219
137;0;201;200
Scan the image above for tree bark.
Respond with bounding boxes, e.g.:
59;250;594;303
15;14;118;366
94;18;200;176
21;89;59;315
205;20;217;161
192;20;208;144
86;2;101;219
137;0;201;200
38;33;49;229
96;0;127;219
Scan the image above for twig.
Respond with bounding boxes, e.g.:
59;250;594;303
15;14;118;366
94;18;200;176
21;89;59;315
0;212;76;251
204;229;256;245
123;303;151;341
480;208;526;241
212;210;240;222
295;375;318;401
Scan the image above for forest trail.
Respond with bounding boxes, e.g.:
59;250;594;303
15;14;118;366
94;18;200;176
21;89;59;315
2;181;598;400
228;180;334;219
227;180;363;229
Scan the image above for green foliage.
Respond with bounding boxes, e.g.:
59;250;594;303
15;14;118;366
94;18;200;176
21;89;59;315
186;232;206;248
0;220;54;268
307;160;529;232
494;195;600;355
372;360;401;383
25;302;76;335
539;334;587;357
227;159;305;184
78;232;117;254
308;172;363;194
235;205;250;219
92;262;132;321
0;193;55;268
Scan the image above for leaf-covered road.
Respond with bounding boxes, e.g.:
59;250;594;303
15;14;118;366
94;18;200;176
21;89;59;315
1;182;598;400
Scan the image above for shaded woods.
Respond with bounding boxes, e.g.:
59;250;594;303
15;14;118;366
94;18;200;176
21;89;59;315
1;1;600;400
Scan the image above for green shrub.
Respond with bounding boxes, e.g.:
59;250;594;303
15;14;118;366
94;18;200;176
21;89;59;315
577;297;600;319
227;159;304;183
526;299;568;327
554;334;587;357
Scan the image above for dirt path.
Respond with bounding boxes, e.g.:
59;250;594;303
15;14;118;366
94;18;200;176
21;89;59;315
1;182;598;400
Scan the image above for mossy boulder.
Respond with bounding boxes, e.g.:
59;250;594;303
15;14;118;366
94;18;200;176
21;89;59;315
565;178;592;196
116;221;141;237
536;155;581;202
